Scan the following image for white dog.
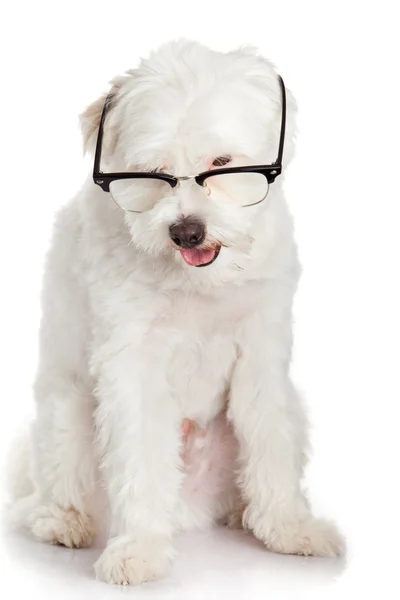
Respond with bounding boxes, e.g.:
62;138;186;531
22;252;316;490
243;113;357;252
7;40;344;585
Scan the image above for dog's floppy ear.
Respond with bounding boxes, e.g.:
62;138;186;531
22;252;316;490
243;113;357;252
79;93;109;155
79;76;128;156
229;46;297;165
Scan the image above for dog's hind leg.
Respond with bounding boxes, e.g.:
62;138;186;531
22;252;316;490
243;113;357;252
8;375;97;549
7;204;98;548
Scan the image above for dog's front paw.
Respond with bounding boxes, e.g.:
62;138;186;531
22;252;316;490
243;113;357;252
94;535;173;585
253;515;345;557
269;517;345;557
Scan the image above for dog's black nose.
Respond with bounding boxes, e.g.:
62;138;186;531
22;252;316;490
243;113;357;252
169;217;206;248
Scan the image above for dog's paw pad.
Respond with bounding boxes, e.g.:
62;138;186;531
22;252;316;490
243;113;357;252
30;504;94;548
94;536;172;585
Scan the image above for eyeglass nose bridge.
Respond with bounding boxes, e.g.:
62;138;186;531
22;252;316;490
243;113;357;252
175;175;196;184
174;175;211;196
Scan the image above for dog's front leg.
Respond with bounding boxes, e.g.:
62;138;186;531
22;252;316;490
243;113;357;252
229;309;345;558
93;333;183;585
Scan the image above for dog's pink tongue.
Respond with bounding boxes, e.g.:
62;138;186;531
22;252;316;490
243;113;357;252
180;248;215;266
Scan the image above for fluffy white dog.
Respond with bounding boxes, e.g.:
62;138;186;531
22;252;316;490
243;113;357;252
8;40;344;585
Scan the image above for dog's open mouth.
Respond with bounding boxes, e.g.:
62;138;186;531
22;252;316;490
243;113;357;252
180;245;221;267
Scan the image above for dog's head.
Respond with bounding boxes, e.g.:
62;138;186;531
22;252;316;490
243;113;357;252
81;40;296;287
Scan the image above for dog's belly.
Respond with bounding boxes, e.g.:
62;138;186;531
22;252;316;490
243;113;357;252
175;411;240;531
164;327;239;529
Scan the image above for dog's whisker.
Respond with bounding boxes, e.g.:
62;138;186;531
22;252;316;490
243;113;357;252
233;262;244;271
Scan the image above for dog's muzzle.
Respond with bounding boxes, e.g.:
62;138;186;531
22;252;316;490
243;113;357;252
169;216;221;267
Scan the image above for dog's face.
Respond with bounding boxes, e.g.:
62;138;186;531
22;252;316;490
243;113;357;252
81;41;296;287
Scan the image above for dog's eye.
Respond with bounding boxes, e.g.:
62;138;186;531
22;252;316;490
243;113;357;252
212;155;232;167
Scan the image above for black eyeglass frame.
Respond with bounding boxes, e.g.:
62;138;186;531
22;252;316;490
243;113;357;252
93;75;287;203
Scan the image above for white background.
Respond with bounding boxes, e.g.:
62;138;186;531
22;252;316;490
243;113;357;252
0;1;399;598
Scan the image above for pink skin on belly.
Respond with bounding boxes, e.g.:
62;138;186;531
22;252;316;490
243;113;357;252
180;413;238;501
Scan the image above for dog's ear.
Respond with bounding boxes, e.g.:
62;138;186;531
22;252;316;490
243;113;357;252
229;46;297;165
79;75;128;156
79;93;109;155
79;90;121;157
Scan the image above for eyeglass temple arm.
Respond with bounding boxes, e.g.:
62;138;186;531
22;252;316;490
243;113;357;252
93;93;114;177
275;75;286;167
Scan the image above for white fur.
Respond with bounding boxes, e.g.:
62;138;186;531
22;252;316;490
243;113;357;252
7;40;344;585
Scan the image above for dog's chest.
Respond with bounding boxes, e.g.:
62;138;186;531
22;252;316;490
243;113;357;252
156;294;240;425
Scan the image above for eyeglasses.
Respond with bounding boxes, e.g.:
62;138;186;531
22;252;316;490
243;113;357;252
93;75;286;213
